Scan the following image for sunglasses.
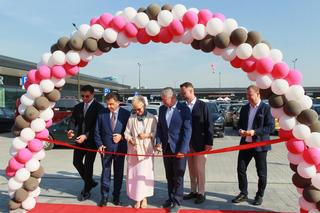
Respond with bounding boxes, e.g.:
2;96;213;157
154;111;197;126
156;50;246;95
81;95;91;98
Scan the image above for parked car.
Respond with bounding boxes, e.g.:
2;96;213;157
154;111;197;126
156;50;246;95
149;101;162;106
220;103;243;126
53;98;79;123
312;104;320;118
0;107;15;133
146;105;159;120
206;102;225;138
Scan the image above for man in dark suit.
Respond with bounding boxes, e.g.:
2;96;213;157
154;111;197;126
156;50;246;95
155;87;192;213
95;92;130;207
180;82;214;204
67;85;104;201
232;85;274;206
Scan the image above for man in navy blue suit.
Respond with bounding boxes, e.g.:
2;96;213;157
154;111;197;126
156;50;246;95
155;87;192;213
95;92;130;207
232;85;274;206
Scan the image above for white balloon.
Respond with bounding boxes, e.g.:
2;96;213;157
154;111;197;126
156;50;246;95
236;43;253;60
172;4;187;20
66;50;81;65
20;128;36;142
305;132;320;148
271;79;289;95
188;8;199;14
52;77;65;88
40;79;55;93
212;47;224;56
157;10;173;27
172;35;182;43
181;30;193;44
293;124;311;141
312;173;320;190
269;49;283;63
297;161;317;179
50;50;66;65
146;20;161;36
256;75;273;89
115;10;123;17
8;177;23;191
33;149;46;161
14;168;31;182
271;107;284;118
41;53;52;66
94;49;104;56
103;28;118;43
223;18;238;36
222;46;237;61
75;24;91;40
50;101;56;108
39;107;54;121
25;158;40;172
18;104;27;115
22;197;36;211
29;187;41;198
134;12;149;29
8;190;15;199
79;50;94;62
252;43;270;59
299;196;316;211
285;85;305;101
247;71;259;81
9;145;18;156
87;24;104;40
123;7;137;22
287;152;303;165
20;94;34;107
27;84;42;99
298;95;313;110
12;137;28;150
30;118;46;132
191;24;207;40
116;32;130;48
279;114;296;130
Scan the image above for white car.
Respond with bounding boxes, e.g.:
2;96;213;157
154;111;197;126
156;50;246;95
146;105;159;120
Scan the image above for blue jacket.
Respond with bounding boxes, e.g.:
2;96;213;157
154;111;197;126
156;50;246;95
94;107;130;153
156;102;192;154
238;101;275;152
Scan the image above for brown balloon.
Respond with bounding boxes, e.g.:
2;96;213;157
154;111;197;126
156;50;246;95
146;3;161;20
50;43;59;54
214;32;230;49
34;96;50;111
45;89;61;102
31;166;45;178
68;36;84;51
14;188;29;203
290;163;298;173
268;94;286;108
23;177;39;191
230;28;248;46
191;39;201;50
303;186;320;203
260;88;273;100
310;121;320;133
137;7;147;13
200;36;216;53
15;115;30;129
84;38;98;53
246;31;262;47
297;109;319;126
283;100;302;117
292;173;311;188
57;36;70;52
161;4;173;11
11;125;21;136
24;106;40;122
9;199;21;210
112;42;120;49
97;39;112;53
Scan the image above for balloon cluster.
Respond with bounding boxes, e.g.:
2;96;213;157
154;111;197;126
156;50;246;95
6;3;317;212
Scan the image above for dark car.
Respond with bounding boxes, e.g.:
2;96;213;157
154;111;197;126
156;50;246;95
0;107;14;133
53;98;79;123
312;104;320;120
207;102;225;138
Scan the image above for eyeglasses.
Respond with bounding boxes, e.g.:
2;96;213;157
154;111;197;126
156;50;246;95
81;95;90;98
133;108;143;112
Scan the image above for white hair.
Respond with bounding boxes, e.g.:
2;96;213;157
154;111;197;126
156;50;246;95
161;87;176;98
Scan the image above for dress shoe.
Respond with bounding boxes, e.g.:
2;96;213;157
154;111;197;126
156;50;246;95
183;192;198;200
78;192;91;201
232;193;248;203
162;199;173;208
252;195;263;205
169;204;181;213
98;196;108;207
195;194;206;204
112;197;121;206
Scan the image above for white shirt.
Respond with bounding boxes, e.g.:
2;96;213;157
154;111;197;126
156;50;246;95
186;97;197;112
83;99;94;115
246;100;261;142
166;102;177;127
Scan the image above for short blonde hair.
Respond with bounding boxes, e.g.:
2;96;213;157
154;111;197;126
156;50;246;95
132;96;146;108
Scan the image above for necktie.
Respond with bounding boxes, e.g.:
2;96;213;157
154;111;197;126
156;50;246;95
84;103;89;116
111;112;116;131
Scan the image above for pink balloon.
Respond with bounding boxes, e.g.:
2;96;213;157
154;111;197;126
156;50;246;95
303;148;320;165
27;69;40;83
212;13;225;21
51;65;66;79
16;148;33;163
182;11;198;28
159;27;173;44
100;13;113;28
37;65;51;79
169;19;185;36
271;62;289;79
198;9;212;25
24;81;31;90
90;17;100;26
64;63;79;76
6;166;16;177
241;57;256;73
285;70;302;86
9;157;24;171
35;129;49;139
286;139;305;154
256;57;274;74
45;119;53;128
28;139;44;152
124;23;138;38
110;16;126;32
136;29;151;44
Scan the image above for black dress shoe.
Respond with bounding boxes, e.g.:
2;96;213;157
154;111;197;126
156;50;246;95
183;192;198;200
162;200;173;208
169;204;181;213
195;194;206;204
112;197;121;206
98;196;108;207
78;192;91;201
252;196;263;205
232;193;248;203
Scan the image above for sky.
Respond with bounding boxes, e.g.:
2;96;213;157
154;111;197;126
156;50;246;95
0;0;319;89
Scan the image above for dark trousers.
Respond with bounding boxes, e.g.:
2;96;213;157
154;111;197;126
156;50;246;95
237;149;268;197
73;149;97;193
100;154;125;198
163;148;187;206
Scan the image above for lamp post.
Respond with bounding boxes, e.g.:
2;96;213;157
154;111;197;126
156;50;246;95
292;58;298;70
137;62;141;89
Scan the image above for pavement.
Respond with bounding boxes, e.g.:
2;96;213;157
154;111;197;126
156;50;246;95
0;128;299;213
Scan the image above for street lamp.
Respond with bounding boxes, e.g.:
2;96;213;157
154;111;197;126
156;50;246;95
137;62;141;89
292;58;298;70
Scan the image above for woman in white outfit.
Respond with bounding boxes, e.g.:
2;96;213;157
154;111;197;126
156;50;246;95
124;96;157;208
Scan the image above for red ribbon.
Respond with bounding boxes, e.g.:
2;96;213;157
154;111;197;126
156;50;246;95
40;138;286;158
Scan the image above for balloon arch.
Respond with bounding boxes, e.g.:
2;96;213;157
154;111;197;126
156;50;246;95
5;3;320;212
